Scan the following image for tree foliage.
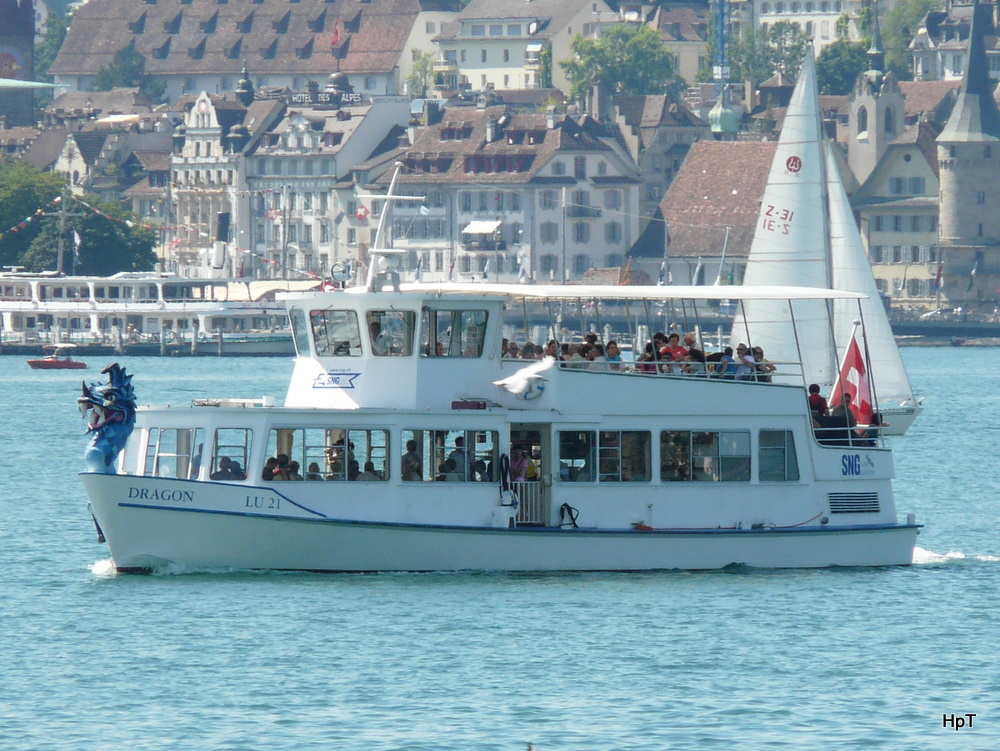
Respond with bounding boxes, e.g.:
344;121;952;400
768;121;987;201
406;51;436;98
90;42;166;101
34;12;68;81
728;22;811;84
885;0;944;80
561;25;686;101
22;197;157;275
0;159;65;268
817;40;870;94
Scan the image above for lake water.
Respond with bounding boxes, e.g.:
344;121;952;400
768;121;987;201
1;348;997;750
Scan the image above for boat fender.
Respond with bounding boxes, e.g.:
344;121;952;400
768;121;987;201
559;503;579;529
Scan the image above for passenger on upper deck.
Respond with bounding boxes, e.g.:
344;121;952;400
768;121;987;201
714;347;737;378
661;333;687;361
734;344;756;380
544;340;563;361
753;347;775;382
605;341;623;371
808;384;828;417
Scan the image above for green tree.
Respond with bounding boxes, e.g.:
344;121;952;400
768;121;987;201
885;0;943;80
0;159;66;268
90;42;166;101
35;12;68;80
817;40;870;94
561;25;685;101
728;22;811;84
405;51;436;98
21;196;156;274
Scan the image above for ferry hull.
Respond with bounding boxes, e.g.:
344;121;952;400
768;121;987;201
84;475;919;572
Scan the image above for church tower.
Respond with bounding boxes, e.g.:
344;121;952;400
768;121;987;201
936;0;1000;309
0;0;35;126
847;6;904;186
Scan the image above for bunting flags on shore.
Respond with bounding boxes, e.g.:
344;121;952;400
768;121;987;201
829;333;873;425
72;230;82;262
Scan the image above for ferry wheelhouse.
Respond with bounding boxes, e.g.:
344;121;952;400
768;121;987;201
81;279;919;572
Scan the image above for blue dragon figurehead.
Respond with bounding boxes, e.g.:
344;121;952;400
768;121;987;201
79;363;137;473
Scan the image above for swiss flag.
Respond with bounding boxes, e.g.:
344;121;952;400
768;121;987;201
829;334;873;425
355;205;370;221
320;281;336;292
331;19;341;48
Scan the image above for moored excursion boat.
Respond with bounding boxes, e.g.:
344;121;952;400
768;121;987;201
79;267;920;572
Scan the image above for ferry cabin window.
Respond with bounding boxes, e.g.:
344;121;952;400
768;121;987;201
660;431;751;482
758;429;799;482
401;429;498;482
310;309;362;357
558;431;596;482
289;308;312;355
421;308;488;357
210;429;251;481
598;431;651;482
366;310;416;356
267;427;388;481
143;427;205;479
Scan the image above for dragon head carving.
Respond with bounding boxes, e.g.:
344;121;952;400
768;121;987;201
78;363;137;473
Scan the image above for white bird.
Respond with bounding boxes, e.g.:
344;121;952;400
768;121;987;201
493;356;556;394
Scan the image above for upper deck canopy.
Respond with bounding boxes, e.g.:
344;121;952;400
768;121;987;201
307;283;866;302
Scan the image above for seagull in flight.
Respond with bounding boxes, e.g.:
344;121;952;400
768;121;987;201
493;356;556;394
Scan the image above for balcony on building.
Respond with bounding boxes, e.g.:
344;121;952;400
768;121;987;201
461;219;506;251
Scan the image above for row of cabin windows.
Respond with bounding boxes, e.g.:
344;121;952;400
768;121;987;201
295;308;488;358
137;427;799;485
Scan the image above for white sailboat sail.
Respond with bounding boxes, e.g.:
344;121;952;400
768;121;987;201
826;145;919;420
731;53;839;386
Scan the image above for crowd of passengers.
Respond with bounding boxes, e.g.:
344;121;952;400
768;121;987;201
501;331;777;381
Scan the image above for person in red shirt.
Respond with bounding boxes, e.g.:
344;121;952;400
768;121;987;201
808;383;828;417
660;332;688;361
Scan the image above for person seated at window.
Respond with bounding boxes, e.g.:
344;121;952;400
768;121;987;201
347;459;361;481
305;462;323;481
439;458;459;481
274;453;291;480
287;460;303;481
401;439;423;481
369;321;388;355
229;460;247;480
212;456;236;480
356;460;381;481
504;341;520;359
474;459;492;482
261;456;278;481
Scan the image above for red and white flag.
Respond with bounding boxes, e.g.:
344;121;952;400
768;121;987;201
354;205;370;221
330;19;341;48
829;334;873;425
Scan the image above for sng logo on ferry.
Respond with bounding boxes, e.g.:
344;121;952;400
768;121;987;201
842;454;876;477
786;155;802;174
313;371;360;389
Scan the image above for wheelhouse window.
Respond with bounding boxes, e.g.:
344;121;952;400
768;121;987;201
401;429;498;482
366;309;416;356
210;428;251;481
310;309;362;357
266;427;388;481
659;430;751;482
143;427;205;479
598;430;651;482
758;429;799;482
558;431;596;482
289;308;311;356
420;308;488;357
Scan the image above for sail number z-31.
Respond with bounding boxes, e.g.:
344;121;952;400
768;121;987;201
761;205;794;235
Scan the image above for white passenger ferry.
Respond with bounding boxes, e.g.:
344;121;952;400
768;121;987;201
81;272;920;572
